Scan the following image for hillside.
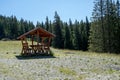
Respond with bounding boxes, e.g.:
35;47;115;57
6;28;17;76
0;41;120;80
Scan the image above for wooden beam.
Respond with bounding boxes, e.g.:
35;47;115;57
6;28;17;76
31;35;34;46
37;30;39;45
48;37;51;45
41;37;45;44
25;37;28;44
49;37;51;42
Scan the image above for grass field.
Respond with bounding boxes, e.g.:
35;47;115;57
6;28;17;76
0;41;120;80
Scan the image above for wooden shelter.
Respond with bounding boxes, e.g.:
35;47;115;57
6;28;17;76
17;27;55;55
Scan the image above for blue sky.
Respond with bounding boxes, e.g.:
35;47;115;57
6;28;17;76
0;0;94;24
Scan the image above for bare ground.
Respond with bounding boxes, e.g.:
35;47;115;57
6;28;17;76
0;41;120;80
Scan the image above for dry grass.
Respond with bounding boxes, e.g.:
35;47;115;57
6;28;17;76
0;41;120;80
0;41;22;58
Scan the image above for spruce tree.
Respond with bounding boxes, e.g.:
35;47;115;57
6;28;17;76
36;21;41;27
89;0;106;52
64;23;71;49
116;0;120;53
73;20;81;50
69;19;74;49
79;18;90;51
10;16;18;39
52;11;63;48
0;15;4;39
89;0;120;53
85;17;90;50
45;16;49;31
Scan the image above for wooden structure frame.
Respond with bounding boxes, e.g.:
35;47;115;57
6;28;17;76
17;27;55;55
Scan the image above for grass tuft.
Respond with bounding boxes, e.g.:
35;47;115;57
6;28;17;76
59;67;76;76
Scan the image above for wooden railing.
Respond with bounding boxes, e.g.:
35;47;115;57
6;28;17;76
21;43;50;55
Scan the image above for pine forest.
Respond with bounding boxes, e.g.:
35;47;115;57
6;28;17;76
0;0;120;53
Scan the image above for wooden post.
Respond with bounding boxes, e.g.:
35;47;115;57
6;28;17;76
21;38;23;44
24;37;27;43
21;37;27;54
49;37;51;43
31;35;34;46
48;37;51;46
41;37;45;44
21;38;24;54
37;31;39;45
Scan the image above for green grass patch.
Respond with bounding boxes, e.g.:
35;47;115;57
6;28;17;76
0;41;21;58
59;67;76;76
0;41;120;59
0;40;120;80
0;41;55;58
106;68;117;74
0;41;22;53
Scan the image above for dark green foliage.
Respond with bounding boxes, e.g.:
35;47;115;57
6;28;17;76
36;21;45;29
89;0;106;52
84;17;90;50
0;12;90;51
0;16;4;39
45;16;49;31
0;15;35;40
52;11;63;48
80;19;90;51
48;21;53;33
73;20;81;50
1;1;120;53
64;23;72;49
116;0;120;53
89;0;120;53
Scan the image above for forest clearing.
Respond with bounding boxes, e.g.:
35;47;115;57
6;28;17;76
0;41;120;80
1;0;120;80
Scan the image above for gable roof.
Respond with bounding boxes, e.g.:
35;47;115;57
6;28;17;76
17;27;55;39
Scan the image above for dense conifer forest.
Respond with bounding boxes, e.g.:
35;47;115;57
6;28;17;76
0;0;120;53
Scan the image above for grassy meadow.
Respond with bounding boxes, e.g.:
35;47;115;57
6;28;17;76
0;41;120;80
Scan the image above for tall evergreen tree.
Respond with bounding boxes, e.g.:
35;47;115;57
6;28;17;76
45;16;49;31
0;15;4;39
116;0;120;52
10;16;18;39
41;22;45;29
52;11;63;48
20;18;25;34
85;17;90;50
73;20;81;50
79;18;90;51
48;20;52;33
28;21;34;30
89;0;120;53
36;21;41;27
79;20;85;50
64;23;72;49
69;19;74;48
89;0;106;52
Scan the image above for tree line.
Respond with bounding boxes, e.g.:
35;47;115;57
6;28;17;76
0;12;90;51
89;0;120;53
0;15;35;39
0;0;120;53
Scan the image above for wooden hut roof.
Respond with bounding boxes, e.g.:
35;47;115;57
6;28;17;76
17;27;55;39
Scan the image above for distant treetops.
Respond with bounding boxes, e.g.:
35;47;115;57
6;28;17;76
0;11;90;51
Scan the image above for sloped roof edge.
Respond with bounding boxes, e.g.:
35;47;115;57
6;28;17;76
17;27;55;39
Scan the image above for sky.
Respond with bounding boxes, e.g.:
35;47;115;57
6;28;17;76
0;0;94;25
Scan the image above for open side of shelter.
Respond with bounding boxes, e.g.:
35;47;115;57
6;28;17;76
17;27;55;55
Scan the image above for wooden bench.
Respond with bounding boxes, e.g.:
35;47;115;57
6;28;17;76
21;43;32;55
